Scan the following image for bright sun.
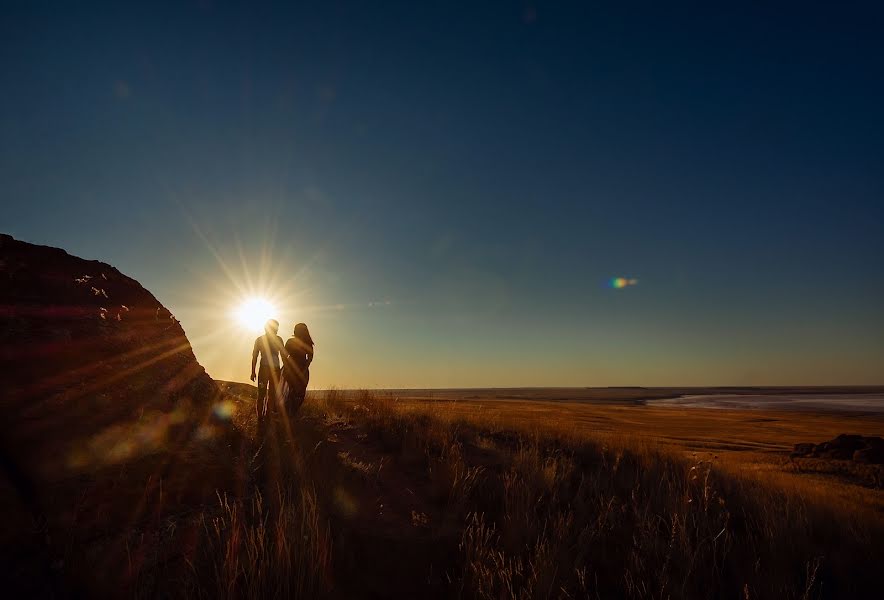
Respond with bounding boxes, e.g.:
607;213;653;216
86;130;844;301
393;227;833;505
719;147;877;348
234;297;277;332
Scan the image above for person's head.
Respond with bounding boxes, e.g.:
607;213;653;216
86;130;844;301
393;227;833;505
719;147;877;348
293;322;313;347
264;319;279;335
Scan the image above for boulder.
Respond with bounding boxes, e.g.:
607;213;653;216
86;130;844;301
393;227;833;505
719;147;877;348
853;437;884;464
790;443;816;459
791;434;884;464
815;434;868;460
0;234;241;595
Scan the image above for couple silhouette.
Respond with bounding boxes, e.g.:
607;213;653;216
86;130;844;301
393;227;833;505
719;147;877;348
250;319;314;442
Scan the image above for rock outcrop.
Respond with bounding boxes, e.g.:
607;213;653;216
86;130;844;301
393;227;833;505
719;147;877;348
790;434;884;464
0;234;240;595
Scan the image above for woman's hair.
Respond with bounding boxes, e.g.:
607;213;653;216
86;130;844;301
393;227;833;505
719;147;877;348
293;322;314;347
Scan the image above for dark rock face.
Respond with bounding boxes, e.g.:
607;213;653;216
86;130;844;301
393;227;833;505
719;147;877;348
853;441;884;464
791;434;884;464
0;234;240;595
0;234;218;472
791;442;816;457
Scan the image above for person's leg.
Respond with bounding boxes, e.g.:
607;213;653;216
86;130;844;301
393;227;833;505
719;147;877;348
267;367;281;442
289;392;305;417
285;370;307;420
256;364;270;444
268;368;280;410
291;371;308;416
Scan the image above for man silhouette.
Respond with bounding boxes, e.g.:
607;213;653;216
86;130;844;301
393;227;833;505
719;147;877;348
250;319;284;442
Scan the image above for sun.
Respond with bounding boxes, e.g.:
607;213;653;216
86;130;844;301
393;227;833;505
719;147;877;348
234;297;277;332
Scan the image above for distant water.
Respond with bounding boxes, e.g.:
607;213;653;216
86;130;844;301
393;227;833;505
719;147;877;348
649;394;884;413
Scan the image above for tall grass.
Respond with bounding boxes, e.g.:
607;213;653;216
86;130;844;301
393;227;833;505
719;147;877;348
116;387;881;598
317;389;883;599
182;485;332;599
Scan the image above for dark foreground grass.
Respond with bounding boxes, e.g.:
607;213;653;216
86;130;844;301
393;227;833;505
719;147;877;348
180;486;332;599
312;389;883;599
116;386;883;599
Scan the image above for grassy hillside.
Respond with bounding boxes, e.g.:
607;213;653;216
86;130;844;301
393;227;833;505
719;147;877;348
180;383;883;599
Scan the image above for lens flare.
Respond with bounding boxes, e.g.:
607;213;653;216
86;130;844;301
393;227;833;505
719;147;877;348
234;297;277;331
213;399;236;421
609;277;638;289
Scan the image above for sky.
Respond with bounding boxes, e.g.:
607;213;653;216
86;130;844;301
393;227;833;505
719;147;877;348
2;1;883;388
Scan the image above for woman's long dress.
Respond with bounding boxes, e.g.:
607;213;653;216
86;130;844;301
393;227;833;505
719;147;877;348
278;338;312;417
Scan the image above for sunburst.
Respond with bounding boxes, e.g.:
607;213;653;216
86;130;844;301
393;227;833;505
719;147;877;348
233;297;278;332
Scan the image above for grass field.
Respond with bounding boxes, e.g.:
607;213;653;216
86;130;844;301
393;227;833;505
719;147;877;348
193;383;884;599
8;382;881;597
380;388;884;505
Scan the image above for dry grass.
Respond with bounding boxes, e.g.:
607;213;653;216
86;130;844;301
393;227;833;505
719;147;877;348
181;485;332;600
67;385;881;598
311;388;884;599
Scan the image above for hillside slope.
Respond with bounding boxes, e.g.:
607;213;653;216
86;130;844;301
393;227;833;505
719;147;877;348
0;234;239;596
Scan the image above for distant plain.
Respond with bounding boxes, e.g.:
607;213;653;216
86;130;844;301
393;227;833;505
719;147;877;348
362;386;884;454
321;386;884;514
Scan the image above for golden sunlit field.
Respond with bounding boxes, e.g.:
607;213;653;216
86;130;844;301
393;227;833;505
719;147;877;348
193;383;884;599
372;389;884;509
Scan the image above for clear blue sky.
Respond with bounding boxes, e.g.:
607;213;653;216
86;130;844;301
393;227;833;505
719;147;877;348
3;1;882;387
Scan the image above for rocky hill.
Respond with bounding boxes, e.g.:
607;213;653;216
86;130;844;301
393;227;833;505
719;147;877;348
0;234;240;595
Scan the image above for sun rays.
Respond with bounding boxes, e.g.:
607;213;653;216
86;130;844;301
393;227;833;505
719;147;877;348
233;297;278;332
171;213;392;382
172;219;317;380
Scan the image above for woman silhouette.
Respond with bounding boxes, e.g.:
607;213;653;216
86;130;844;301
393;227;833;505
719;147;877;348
279;322;314;418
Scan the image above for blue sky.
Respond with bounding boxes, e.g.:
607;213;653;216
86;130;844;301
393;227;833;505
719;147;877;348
3;1;882;386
